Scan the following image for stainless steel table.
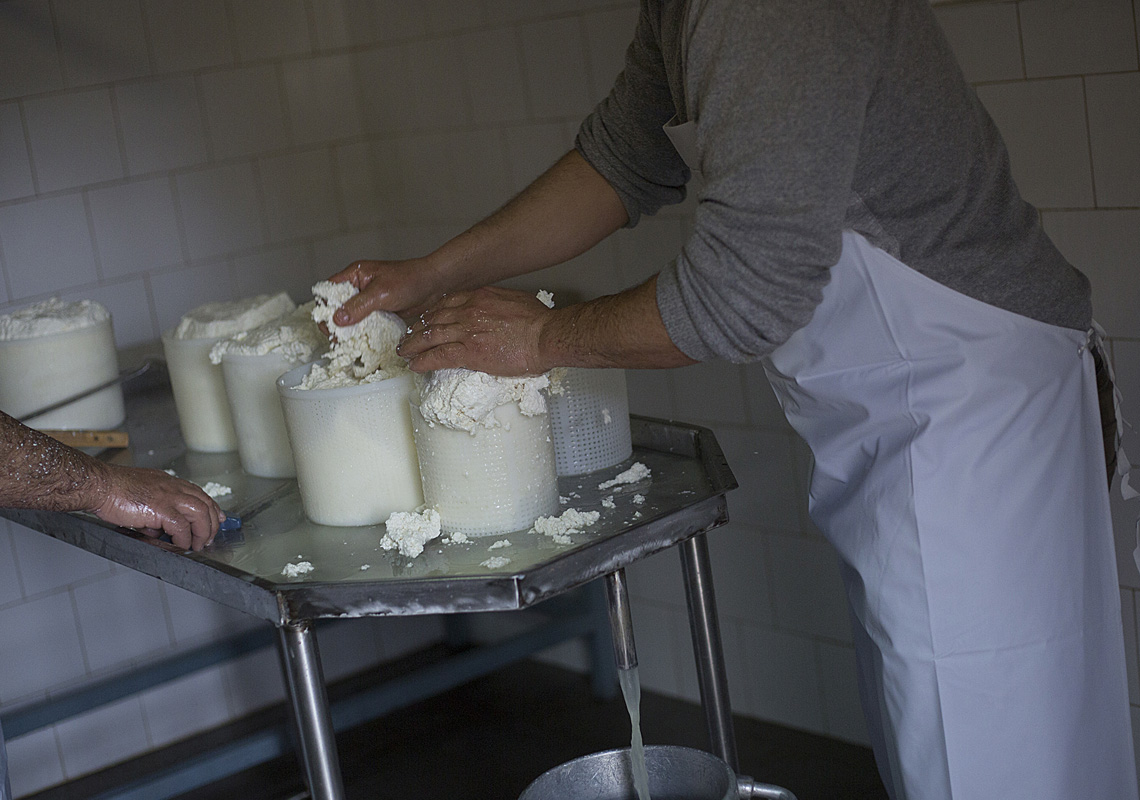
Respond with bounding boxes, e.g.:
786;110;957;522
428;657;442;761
1;372;740;800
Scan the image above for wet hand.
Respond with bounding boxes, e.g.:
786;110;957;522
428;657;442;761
92;466;225;552
323;258;445;331
398;287;552;376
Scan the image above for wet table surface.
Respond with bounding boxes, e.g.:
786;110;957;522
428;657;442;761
1;369;738;624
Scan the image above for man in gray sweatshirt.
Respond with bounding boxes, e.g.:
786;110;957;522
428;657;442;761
327;1;1136;797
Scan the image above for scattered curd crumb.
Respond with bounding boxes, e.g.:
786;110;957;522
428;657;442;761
536;290;554;308
201;481;232;499
380;508;441;558
443;531;471;545
601;496;616;509
488;539;511;550
559;496;570;505
633;494;645;505
481;556;511;569
164;469;177;476
598;462;651;491
282;561;314;578
532;508;601;545
633;511;643;519
360;564;370;571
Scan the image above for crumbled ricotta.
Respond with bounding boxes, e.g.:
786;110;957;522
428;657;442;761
536;290;554;308
201;481;232;499
443;531;470;545
0;298;110;340
481;556;511;569
209;303;326;365
299;281;408;390
532;508;601;545
380;507;442;558
633;494;645;505
282;561;314;578
171;292;295;340
417;368;553;433
488;539;512;550
598;462;651;491
601;496;616;509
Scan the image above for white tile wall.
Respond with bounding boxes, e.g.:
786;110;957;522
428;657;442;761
143;0;232;73
1018;0;1138;78
138;666;231;748
173;163;265;262
259;149;341;244
23;89;122;193
1086;72;1140;208
231;0;312;63
54;0;150;88
975;78;1094;208
89;178;184;277
931;3;1024;83
54;696;149;779
0;194;99;300
4;727;63;798
0;0;1137;791
0;0;64;101
283;54;363;146
1041;210;1140;338
0;525;23;608
72;571;172;673
0;103;34;203
520;18;596;120
199;65;290;160
460;28;530;127
0;591;87;704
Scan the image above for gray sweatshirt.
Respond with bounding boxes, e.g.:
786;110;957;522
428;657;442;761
575;0;1092;363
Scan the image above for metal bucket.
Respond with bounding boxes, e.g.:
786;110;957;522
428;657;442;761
519;745;737;800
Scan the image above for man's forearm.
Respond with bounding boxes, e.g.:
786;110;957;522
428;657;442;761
538;277;696;371
430;149;630;290
0;411;105;512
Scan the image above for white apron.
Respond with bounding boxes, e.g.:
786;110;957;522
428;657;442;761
762;231;1137;800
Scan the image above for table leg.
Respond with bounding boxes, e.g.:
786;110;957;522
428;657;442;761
276;621;346;800
679;533;739;773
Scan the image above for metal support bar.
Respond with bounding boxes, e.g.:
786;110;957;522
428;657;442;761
277;621;345;800
679;533;739;772
604;569;638;670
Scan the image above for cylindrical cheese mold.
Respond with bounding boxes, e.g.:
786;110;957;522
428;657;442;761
277;362;423;527
161;331;238;452
410;400;560;537
0;316;124;430
548;368;633;476
221;351;296;478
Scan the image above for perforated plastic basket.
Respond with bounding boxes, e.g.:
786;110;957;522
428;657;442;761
277;363;423;527
547;368;633;476
410;401;559;537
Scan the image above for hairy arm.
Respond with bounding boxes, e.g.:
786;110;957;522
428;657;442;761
0;411;223;550
398;276;696;375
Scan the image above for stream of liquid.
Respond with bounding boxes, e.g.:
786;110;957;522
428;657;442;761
619;665;652;800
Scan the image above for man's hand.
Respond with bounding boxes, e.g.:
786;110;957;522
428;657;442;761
90;465;224;552
398;287;552;376
325;258;446;328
